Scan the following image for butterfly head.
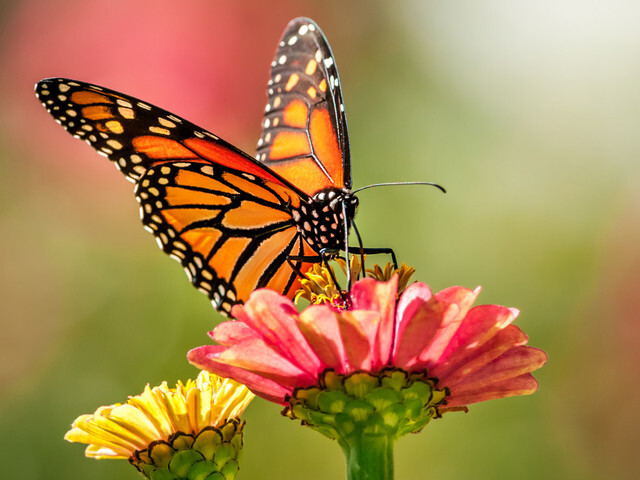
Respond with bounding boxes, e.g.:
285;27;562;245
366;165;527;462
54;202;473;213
291;188;358;254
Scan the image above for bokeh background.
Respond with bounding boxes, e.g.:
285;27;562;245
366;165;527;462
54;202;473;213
1;0;638;478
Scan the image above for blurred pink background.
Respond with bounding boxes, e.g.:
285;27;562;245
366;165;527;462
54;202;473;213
1;1;638;479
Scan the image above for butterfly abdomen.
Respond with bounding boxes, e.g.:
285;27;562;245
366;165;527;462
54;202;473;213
291;188;358;254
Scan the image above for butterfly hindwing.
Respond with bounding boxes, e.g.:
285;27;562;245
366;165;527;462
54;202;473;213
256;17;351;196
137;162;317;314
35;77;317;315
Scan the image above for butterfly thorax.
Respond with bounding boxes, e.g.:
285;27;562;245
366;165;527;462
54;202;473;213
291;188;358;254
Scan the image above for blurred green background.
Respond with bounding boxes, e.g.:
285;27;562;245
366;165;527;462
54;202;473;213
1;1;638;478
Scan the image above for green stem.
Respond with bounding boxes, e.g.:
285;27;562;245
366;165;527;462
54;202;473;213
340;433;394;480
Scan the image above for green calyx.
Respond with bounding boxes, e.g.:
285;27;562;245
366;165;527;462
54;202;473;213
129;419;244;480
283;368;448;442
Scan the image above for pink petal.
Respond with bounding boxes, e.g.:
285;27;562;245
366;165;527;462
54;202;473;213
297;305;347;373
394;285;479;369
431;324;529;384
339;310;382;371
350;277;398;364
394;282;433;336
234;289;323;374
393;296;450;369
426;305;519;378
210;320;260;346
444;346;547;399
207;312;321;386
350;276;398;312
444;372;541;408
434;286;480;317
416;289;482;365
188;345;291;404
216;338;317;388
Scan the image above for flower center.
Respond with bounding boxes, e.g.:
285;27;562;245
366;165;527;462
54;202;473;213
130;419;245;480
283;369;448;442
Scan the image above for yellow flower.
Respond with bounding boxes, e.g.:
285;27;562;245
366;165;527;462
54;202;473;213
65;371;253;477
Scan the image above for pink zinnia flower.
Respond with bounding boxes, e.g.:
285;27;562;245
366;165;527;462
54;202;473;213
189;276;546;410
190;274;546;479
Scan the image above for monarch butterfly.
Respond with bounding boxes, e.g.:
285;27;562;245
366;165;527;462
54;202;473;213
35;17;360;316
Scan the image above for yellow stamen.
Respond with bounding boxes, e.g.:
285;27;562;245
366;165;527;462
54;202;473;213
295;256;416;305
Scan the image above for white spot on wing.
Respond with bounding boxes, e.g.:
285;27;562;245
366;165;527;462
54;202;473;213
158;117;176;128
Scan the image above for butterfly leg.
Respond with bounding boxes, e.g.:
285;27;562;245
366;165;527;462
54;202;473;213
319;249;350;306
349;220;398;270
286;255;322;279
347;246;398;270
287;251;343;289
341;202;356;287
287;251;349;304
349;220;367;277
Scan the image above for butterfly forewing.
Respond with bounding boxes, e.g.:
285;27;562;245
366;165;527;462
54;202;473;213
35;77;317;315
256;17;351;195
35;79;289;187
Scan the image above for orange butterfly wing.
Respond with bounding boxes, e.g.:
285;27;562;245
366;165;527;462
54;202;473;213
35;78;317;315
256;17;351;196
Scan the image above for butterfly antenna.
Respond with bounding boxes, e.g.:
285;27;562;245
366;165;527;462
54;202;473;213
352;181;446;195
